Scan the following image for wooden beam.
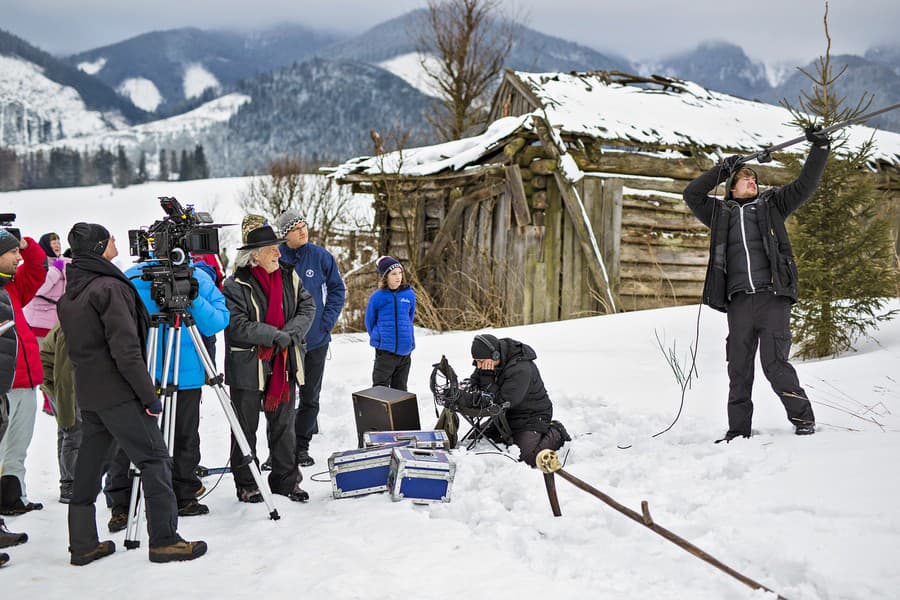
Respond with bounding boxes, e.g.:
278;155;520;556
421;183;505;266
505;165;531;227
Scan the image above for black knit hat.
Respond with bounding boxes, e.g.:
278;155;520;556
68;223;111;256
0;230;20;256
376;255;402;277
471;334;500;360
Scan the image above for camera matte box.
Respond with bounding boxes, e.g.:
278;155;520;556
363;429;450;451
327;442;409;499
352;386;420;447
387;447;456;504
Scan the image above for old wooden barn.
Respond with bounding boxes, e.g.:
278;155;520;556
333;70;900;327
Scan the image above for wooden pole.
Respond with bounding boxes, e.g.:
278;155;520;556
535;450;788;599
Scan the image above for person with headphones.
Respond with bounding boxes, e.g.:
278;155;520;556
467;334;570;467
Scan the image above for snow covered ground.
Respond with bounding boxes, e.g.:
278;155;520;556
1;182;899;599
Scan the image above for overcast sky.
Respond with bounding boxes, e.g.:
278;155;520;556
3;0;897;63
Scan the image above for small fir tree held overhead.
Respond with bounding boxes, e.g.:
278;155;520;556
782;2;899;359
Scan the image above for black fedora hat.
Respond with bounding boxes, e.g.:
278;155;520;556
237;225;283;250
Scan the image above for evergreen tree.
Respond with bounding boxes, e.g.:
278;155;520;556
158;149;169;181
94;147;114;184
170;150;178;179
81;150;97;186
136;151;148;184
113;145;132;188
193;144;210;179
179;149;193;181
782;9;899;358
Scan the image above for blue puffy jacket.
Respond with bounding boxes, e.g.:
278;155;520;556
124;261;230;389
365;285;416;356
279;242;346;351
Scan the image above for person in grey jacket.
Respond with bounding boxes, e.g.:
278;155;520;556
223;220;316;503
683;126;830;442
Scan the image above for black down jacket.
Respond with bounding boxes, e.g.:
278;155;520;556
468;338;553;434
683;144;828;312
222;263;315;392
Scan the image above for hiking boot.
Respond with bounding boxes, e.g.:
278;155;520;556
714;431;750;444
59;485;73;504
0;551;8;567
0;500;44;516
795;423;816;436
296;451;315;467
549;420;572;443
285;483;309;503
149;537;207;563
107;506;128;533
0;518;28;548
177;500;209;517
261;457;272;471
237;487;263;503
70;540;116;566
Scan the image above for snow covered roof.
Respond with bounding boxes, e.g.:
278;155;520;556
333;70;900;179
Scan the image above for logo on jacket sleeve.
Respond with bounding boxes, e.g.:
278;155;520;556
305;269;315;278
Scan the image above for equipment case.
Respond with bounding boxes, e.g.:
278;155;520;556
327;442;409;499
388;447;456;504
352;386;421;447
363;429;451;451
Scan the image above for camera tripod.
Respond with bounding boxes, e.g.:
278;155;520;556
124;310;281;549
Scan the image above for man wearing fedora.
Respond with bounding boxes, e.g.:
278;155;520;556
222;217;315;503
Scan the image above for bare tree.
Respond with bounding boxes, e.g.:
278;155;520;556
415;0;522;141
240;157;364;245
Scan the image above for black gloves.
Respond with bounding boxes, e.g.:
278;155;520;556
272;330;292;351
146;396;163;416
188;277;200;301
721;154;744;174
805;125;830;148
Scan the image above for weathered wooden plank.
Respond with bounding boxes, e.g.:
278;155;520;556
505;165;531;227
620;243;709;266
622;210;706;231
618;278;705;297
586;175;688;195
560;181;582;320
543;185;562;323
420;182;504;267
532;261;547;324
618;294;701;312
493;188;511;302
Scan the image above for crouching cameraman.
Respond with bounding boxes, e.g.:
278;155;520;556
459;334;570;467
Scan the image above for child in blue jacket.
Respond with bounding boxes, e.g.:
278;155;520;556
365;256;416;390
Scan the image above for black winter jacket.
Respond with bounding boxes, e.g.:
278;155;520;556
222;263;316;391
468;338;553;434
683;145;829;312
57;257;158;412
0;288;16;393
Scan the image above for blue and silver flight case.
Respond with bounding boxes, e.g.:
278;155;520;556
387;447;456;504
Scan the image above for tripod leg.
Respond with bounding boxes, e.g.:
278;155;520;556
184;322;280;520
124;464;144;549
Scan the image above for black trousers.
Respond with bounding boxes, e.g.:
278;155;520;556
171;388;202;504
372;349;411;391
295;343;328;453
513;428;563;468
229;386;298;496
725;292;815;435
69;400;179;552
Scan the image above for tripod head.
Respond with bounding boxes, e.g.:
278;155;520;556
140;262;196;312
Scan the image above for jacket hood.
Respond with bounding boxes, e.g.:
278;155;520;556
499;338;537;365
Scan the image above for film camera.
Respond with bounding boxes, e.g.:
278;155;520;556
0;213;21;241
128;197;224;311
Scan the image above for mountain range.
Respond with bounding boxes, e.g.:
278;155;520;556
1;10;898;180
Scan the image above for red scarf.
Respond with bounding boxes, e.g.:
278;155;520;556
250;266;290;411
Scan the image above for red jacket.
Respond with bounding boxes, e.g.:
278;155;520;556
7;238;46;388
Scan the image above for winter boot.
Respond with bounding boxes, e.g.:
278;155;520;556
0;476;43;516
714;430;751;444
70;540;115;566
107;506;128;533
795;423;816;436
286;479;309;503
0;551;8;567
148;537;207;563
0;518;28;548
236;487;263;503
296;450;315;467
177;499;209;517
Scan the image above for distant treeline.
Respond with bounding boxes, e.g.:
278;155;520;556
0;144;210;191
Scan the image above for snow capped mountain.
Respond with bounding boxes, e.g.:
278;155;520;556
0;53;122;145
656;41;771;100
76;57;106;75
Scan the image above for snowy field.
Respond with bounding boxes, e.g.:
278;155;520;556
1;182;899;599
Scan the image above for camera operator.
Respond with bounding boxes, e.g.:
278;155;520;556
0;228;45;516
223;218;315;503
58;223;206;564
461;334;570;467
117;252;228;518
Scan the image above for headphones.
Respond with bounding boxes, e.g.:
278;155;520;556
475;334;501;361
